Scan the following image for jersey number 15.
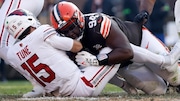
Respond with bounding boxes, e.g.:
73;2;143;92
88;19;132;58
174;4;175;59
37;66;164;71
21;54;55;87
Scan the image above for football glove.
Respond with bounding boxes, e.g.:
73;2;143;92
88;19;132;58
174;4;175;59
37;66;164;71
75;51;99;67
134;10;149;25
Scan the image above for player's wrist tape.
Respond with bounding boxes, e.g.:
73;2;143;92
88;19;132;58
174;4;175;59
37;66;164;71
97;54;109;65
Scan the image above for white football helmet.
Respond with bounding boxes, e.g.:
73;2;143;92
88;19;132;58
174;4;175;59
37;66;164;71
4;9;41;39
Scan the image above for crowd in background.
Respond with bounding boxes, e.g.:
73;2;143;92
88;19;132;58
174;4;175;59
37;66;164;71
0;0;179;81
38;0;177;46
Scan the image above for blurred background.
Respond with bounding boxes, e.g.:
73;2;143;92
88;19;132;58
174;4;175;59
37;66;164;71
0;0;179;81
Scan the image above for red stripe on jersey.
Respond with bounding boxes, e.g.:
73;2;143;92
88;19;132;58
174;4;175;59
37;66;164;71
100;16;111;38
0;23;5;46
0;0;14;45
44;33;56;41
43;27;56;41
43;27;52;33
6;0;21;46
0;0;22;46
17;0;21;8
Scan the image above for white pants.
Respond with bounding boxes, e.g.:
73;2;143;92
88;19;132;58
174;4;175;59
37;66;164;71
71;64;119;96
118;28;180;94
71;47;119;96
141;28;180;86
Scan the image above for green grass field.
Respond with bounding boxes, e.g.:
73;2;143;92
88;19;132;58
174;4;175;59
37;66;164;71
0;80;32;95
0;80;122;94
0;80;123;100
1;80;180;101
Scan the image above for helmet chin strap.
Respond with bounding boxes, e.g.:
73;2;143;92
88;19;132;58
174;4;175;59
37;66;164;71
76;26;84;41
76;33;83;41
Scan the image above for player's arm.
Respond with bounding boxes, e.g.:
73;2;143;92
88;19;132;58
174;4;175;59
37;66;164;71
104;19;134;65
134;0;156;24
75;16;133;66
42;25;82;53
45;33;82;53
139;0;156;15
71;40;83;53
92;16;134;65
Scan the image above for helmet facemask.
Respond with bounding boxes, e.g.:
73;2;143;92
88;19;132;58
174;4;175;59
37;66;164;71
56;18;84;40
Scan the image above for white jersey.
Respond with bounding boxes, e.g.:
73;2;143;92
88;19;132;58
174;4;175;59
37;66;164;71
7;25;81;96
1;1;119;96
0;0;44;62
7;25;119;96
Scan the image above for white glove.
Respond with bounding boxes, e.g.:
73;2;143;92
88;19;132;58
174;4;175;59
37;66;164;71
75;51;99;67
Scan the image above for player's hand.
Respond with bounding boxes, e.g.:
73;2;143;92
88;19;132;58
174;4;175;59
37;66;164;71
75;51;99;67
134;10;149;25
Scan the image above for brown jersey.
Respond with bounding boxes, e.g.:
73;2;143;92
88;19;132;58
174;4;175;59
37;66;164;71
81;13;142;55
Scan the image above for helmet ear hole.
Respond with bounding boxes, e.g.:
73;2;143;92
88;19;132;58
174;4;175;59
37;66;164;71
28;18;32;21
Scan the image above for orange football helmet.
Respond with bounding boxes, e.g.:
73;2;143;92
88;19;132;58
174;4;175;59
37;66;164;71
50;1;85;38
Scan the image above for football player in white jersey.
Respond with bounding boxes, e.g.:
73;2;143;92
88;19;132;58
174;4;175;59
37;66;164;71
0;0;44;63
50;1;180;95
4;9;120;97
0;0;45;98
175;0;180;36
